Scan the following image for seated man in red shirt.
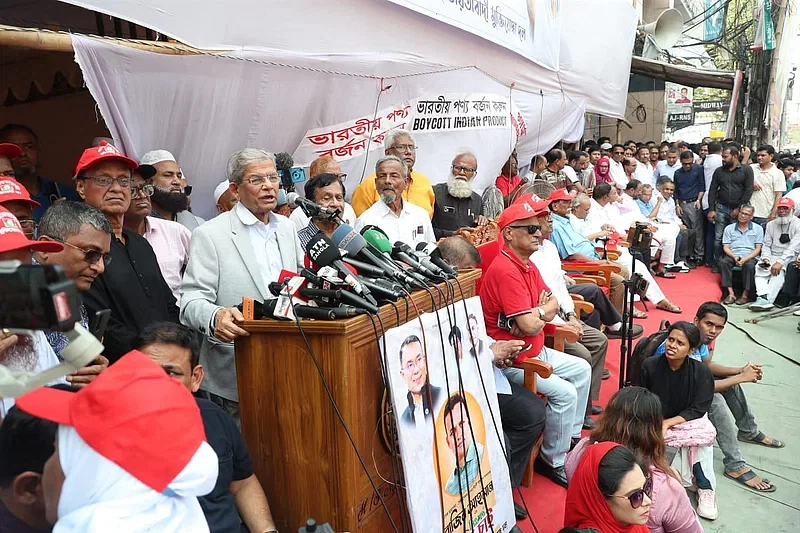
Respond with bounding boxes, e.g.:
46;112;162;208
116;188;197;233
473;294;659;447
480;201;591;488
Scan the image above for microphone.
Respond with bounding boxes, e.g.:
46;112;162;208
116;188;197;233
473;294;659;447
331;224;394;278
298;286;380;314
416;242;458;276
359;277;404;300
362;228;428;288
392;242;440;279
275;152;294;189
306;233;377;305
293;304;365;320
286;192;299;209
396;242;447;277
341;256;388;278
291;196;340;220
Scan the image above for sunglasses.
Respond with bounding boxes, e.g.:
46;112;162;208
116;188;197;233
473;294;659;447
44;236;112;266
508;224;542;234
607;476;652;509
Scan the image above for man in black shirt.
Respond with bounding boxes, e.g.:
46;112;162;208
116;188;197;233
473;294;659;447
431;149;487;238
137;322;277;533
707;146;754;270
73;142;180;362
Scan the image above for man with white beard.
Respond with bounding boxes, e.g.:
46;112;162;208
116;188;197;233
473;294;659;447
750;197;800;310
431;149;488;239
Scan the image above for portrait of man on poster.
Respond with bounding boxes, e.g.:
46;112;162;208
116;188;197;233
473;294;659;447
399;334;441;427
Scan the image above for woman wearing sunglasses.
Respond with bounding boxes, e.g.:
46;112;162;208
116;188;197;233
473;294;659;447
564;442;652;532
566;387;703;533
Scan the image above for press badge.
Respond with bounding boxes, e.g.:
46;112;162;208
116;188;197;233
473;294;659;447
416;226;423;235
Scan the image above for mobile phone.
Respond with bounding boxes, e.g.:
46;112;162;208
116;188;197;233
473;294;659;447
497;313;515;331
517;344;533;355
90;309;111;339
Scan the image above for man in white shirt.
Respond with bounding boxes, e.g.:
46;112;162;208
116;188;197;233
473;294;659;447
655;177;693;270
608;144;628;190
289;156;357;229
654;147;681;182
750;144;786;228
750;197;800;310
355;156;435;246
181;148;304;420
635;146;655;187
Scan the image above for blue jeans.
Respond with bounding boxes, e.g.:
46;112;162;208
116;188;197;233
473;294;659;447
713;203;734;262
708;383;759;473
506;347;591;468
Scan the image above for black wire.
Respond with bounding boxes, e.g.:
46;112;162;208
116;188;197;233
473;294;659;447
452;277;541;533
292;310;401;533
387;300;401;326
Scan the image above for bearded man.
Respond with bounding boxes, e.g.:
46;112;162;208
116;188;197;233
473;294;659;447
140;149;205;231
431;149;488;239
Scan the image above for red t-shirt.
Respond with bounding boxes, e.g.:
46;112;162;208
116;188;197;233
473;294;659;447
495;174;522;197
480;247;556;362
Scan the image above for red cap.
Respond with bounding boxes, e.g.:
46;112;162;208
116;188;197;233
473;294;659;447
777;197;795;209
512;192;542;206
73;141;138;177
546;188;573;204
498;202;537;230
0;207;62;253
16;350;207;492
0;143;22;159
0;178;40;208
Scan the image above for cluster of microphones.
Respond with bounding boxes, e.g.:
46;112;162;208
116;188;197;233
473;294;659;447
238;198;458;321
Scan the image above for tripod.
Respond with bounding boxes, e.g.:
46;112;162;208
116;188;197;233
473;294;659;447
619;224;649;390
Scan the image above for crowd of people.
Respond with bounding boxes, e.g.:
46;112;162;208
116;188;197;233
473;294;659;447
0;121;793;533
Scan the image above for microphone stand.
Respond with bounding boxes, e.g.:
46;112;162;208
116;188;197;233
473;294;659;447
619;224;645;390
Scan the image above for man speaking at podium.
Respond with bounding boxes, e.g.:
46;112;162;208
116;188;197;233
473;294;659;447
181;148;303;423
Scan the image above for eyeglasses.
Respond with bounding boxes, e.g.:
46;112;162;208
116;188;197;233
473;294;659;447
333;173;347;182
131;183;155;198
508;224;542;234
16;218;37;233
44;236;112;266
613;151;625;155
452;165;477;175
80;175;132;188
390;144;417;152
243;174;280;186
0;170;15;177
606;476;652;509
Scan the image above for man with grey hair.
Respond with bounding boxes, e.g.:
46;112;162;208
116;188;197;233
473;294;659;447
431;149;488;239
351;130;434;218
181;148;304;421
140;149;205;231
34;201;111;385
355;155;435;246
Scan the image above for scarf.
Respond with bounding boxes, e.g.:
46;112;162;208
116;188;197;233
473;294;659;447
564;441;649;533
53;426;217;533
594;156;614;184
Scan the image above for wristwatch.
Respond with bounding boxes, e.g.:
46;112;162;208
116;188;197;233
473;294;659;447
536;307;546;320
564;311;577;320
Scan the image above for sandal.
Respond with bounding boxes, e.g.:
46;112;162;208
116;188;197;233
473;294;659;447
722;295;736;305
735;296;750;306
655;271;676;279
738;431;785;448
723;469;777;493
656;301;682;314
633;309;648;319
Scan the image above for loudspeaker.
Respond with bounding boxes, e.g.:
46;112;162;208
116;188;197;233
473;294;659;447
638;8;683;50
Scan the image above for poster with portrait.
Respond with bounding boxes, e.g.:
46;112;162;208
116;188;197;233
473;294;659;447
384;296;514;533
666;82;694;130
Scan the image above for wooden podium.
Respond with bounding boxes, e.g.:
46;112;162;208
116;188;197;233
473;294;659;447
235;270;482;532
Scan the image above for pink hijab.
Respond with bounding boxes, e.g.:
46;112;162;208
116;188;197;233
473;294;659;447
594;156;614;184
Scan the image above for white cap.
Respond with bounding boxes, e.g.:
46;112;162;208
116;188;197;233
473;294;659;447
599;142;613;150
213;180;231;204
140;149;177;166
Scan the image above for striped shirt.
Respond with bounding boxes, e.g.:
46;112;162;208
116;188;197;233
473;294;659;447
143;216;191;304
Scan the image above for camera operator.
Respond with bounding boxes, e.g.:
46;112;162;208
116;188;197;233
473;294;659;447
0;207;68;417
34;201;111;386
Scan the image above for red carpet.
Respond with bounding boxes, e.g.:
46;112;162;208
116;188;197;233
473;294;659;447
515;265;722;533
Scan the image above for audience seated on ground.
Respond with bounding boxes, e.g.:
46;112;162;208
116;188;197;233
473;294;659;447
566;387;703;533
640;321;718;520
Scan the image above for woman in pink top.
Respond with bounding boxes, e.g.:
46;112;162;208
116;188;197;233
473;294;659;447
566;387;704;533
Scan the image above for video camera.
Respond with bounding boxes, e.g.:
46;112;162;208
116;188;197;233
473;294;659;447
0;261;103;398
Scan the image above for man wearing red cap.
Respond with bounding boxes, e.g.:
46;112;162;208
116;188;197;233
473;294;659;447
15;350;218;532
480;201;591;487
73;142;180;362
750;197;800;311
0;125;80;222
0;207;67;418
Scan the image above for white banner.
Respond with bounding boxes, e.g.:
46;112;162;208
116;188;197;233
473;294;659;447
385;297;513;533
385;0;561;70
293;92;525;167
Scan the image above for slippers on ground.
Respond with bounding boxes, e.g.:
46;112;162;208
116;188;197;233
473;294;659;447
723;470;777;493
632;309;648;319
735;297;750;306
656;301;682;313
722;295;736;305
655;271;677;279
738;432;785;448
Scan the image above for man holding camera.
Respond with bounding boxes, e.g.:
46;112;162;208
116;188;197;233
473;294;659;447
480;201;591;487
